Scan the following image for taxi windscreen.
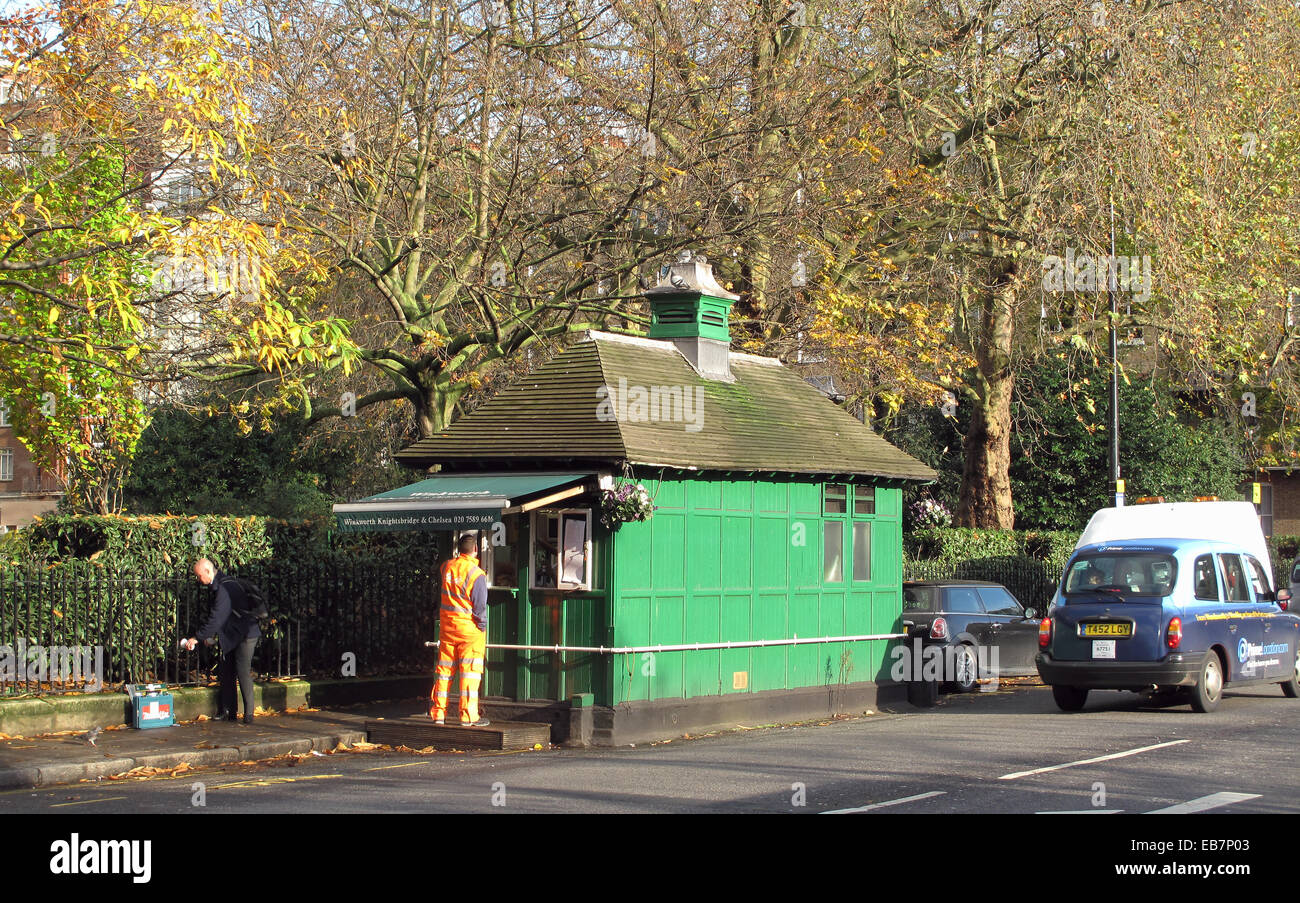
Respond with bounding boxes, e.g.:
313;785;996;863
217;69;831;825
1063;553;1177;597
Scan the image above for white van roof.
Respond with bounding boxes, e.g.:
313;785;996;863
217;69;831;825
1076;501;1270;573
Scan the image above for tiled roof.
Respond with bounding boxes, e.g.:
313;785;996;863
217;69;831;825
397;332;936;481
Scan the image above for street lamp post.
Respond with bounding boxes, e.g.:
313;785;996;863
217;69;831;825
1109;190;1123;507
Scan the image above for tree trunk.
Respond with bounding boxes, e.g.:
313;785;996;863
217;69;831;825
956;366;1015;528
412;386;444;440
411;373;469;440
65;475;111;516
956;264;1018;528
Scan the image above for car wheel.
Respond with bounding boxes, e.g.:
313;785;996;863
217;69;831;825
952;644;979;693
1279;647;1300;699
1051;685;1088;712
1189;651;1224;713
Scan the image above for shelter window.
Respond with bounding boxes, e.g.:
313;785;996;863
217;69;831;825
823;483;847;515
852;522;871;581
824;520;844;583
853;486;875;517
530;509;592;591
475;518;518;588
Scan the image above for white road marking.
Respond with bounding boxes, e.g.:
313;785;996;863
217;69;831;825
1146;792;1261;814
821;790;946;814
998;739;1190;780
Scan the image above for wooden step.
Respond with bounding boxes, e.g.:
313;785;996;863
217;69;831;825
365;717;551;751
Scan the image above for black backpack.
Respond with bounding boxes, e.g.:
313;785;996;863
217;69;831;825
223;576;270;623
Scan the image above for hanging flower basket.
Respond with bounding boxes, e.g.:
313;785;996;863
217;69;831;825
599;482;655;529
909;496;953;529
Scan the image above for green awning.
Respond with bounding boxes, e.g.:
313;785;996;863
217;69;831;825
332;472;596;533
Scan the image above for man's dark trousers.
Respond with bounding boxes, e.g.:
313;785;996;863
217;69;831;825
219;638;257;718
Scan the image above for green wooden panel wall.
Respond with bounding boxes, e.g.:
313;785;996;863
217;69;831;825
485;588;517;700
611;476;905;705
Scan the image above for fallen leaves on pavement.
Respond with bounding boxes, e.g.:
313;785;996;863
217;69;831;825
107;762;193;781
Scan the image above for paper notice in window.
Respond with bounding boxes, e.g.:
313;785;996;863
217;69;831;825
562;517;587;585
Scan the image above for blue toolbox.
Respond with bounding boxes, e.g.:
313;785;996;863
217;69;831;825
129;683;175;729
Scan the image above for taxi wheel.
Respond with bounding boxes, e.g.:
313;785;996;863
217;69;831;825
1280;648;1300;699
1051;685;1088;711
952;644;979;693
1189;652;1223;713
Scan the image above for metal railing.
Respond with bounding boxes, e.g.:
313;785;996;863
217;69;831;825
904;557;1064;612
0;558;439;696
2;554;1065;697
20;475;63;495
429;633;907;654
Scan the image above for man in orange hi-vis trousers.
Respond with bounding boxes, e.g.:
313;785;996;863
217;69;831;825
430;534;491;726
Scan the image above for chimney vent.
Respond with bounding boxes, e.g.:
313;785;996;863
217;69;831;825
645;250;738;381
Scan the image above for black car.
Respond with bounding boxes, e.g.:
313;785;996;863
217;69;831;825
902;580;1042;692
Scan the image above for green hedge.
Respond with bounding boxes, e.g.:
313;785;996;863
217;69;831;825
1270;536;1300;566
1269;536;1300;588
12;514;274;572
905;555;1062;609
3;514;438;575
906;527;1077;569
908;528;1300;592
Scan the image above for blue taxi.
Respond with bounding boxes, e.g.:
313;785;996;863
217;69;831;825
1036;538;1300;712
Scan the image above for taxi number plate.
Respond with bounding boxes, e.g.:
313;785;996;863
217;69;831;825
1092;640;1116;659
1083;623;1132;637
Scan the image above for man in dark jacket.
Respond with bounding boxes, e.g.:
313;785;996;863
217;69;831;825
183;558;260;724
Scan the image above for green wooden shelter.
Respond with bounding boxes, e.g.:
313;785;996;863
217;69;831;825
335;250;935;745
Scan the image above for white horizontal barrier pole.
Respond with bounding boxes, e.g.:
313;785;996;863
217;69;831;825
422;633;906;654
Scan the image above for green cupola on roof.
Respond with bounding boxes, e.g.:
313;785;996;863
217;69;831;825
645;250;740;343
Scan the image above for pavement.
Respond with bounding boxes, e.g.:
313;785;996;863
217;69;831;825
0;698;430;790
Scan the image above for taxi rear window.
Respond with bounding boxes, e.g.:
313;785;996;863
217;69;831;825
1064;553;1177;596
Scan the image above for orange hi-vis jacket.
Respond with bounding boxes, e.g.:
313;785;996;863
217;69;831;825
431;554;488;724
440;554;487;638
